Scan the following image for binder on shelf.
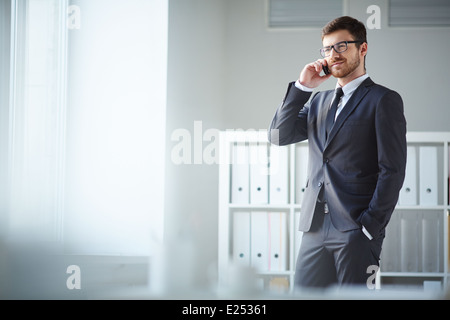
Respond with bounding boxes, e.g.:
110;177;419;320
448;213;450;268
231;143;249;204
268;212;288;272
380;211;400;272
232;211;251;266
269;145;289;205
294;212;303;266
421;212;441;273
398;146;417;206
419;146;438;206
250;211;269;271
295;145;309;204
249;144;269;204
400;211;419;272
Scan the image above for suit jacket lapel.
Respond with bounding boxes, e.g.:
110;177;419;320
325;77;374;149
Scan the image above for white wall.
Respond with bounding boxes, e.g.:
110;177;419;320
164;0;226;290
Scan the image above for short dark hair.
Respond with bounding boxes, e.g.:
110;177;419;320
321;16;367;45
322;16;367;68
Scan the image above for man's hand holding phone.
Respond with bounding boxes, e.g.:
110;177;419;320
298;59;332;89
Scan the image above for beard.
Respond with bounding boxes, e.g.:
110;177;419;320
330;51;361;79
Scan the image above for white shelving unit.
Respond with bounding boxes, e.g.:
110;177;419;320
380;132;450;291
218;130;450;293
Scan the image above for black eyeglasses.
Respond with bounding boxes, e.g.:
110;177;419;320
319;40;364;58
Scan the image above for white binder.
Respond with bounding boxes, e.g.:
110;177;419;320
269;145;289;205
380;211;399;272
295;145;309;204
419;146;438;206
249;144;269;204
294;211;303;267
421;212;440;273
231;143;249;204
232;211;251;266
268;212;288;272
250;211;269;271
400;211;419;272
398;146;417;205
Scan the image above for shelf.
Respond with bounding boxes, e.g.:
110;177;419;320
254;271;293;276
218;130;450;293
227;204;291;209
395;205;448;210
380;272;447;278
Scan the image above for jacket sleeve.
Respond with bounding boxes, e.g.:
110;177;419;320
268;82;314;146
359;90;407;239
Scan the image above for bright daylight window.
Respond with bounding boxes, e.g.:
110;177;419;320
3;0;168;256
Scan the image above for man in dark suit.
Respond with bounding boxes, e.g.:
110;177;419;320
268;16;407;289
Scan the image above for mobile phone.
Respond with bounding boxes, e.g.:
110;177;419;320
322;64;330;75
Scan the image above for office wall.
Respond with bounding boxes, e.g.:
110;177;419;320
166;0;450;288
165;0;226;289
223;0;450;131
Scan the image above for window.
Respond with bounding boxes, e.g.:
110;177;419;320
2;0;168;256
268;0;343;28
389;0;450;27
63;0;168;255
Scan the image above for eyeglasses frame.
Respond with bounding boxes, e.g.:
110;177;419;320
319;40;364;58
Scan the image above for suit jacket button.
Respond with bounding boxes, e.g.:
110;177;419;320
318;182;323;187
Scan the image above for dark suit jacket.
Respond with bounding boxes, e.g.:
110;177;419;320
268;77;407;240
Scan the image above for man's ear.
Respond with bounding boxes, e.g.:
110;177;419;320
360;42;368;57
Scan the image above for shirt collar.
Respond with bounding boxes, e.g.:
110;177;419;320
335;73;369;96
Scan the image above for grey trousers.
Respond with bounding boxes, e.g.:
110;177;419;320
294;203;384;289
